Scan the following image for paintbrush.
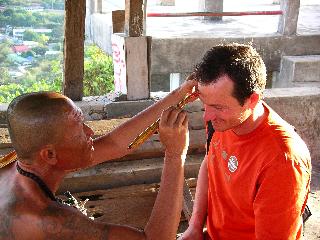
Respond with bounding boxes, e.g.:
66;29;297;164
128;91;199;149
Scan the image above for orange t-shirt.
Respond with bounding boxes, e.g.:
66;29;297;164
206;102;311;240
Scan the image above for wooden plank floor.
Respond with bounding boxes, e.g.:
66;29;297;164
61;178;197;230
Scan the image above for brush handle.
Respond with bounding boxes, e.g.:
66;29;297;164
128;91;199;149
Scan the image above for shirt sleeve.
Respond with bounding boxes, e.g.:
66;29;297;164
253;155;311;240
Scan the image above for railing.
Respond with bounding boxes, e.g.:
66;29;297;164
147;10;283;17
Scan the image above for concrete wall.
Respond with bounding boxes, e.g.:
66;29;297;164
86;8;320;76
87;13;320;75
150;35;320;74
89;13;113;54
263;87;320;163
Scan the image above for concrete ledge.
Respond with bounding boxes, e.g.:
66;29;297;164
58;154;203;194
0;96;155;124
151;35;320;74
264;87;320;163
276;55;320;87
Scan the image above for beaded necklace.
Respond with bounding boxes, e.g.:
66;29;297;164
16;163;61;202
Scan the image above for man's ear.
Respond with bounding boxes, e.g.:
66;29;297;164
247;92;260;109
39;145;57;165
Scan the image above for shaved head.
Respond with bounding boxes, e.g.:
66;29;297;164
7;92;78;162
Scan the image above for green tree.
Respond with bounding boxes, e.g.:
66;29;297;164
50;24;64;42
0;15;7;28
21;50;35;58
0;44;115;103
38;34;50;45
23;29;39;41
32;45;48;56
0;67;11;85
3;8;14;17
84;44;114;96
0;0;11;5
0;40;13;67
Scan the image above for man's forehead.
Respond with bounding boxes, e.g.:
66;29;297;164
65;103;83;121
197;80;236;106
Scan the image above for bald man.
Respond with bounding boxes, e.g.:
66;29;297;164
0;79;196;239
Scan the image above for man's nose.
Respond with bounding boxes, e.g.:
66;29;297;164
203;107;217;122
84;123;94;137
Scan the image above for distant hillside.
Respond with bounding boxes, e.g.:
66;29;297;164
0;0;64;8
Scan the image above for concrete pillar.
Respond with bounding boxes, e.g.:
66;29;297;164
112;34;150;100
97;0;103;13
278;0;300;35
89;0;96;14
125;0;145;37
170;73;180;91
169;73;189;91
63;0;85;101
199;0;223;21
89;0;102;14
111;0;149;100
155;0;175;6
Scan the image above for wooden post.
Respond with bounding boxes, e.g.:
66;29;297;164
278;0;300;35
112;10;125;33
63;0;85;101
125;0;144;37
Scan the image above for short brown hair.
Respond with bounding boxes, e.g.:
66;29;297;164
194;43;266;105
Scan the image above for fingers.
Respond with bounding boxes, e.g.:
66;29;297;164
160;107;187;128
186;72;196;81
159;107;189;157
180;73;198;95
174;110;187;128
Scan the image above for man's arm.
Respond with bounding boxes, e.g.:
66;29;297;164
92;79;196;165
179;156;209;240
107;107;189;239
144;107;188;239
45;107;189;240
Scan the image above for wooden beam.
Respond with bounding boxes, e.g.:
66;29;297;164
63;0;85;101
112;10;125;33
125;0;144;37
66;178;197;229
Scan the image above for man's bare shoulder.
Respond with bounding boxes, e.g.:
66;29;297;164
0;199;109;240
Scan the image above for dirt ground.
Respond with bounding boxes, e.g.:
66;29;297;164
303;163;320;240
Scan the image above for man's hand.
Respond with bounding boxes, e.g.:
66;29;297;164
178;226;205;240
176;73;198;99
159;107;189;159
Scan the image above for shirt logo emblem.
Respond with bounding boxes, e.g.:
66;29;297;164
228;156;238;173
